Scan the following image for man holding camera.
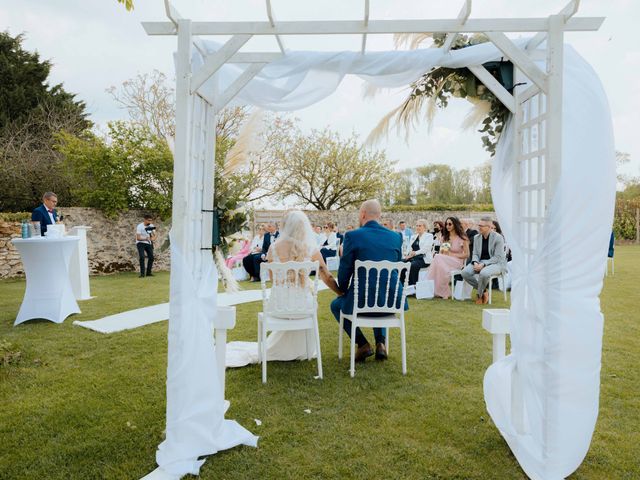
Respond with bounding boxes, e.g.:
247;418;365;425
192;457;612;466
136;214;157;278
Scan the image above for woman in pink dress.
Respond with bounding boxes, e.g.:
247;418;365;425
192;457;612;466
427;216;469;299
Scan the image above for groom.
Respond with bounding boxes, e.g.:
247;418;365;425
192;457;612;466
331;199;405;362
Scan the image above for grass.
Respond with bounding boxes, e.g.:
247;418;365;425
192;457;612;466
0;247;638;479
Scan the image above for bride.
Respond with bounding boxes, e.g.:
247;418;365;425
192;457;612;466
226;210;341;367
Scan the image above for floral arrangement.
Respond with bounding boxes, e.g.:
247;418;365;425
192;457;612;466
368;33;511;156
440;242;452;252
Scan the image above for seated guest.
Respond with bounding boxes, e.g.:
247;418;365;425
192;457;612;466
403;219;433;285
431;220;444;253
333;223;344;245
243;222;278;281
382;218;403;242
31;191;59;236
398;220;413;240
491;220;512;262
314;224;326;247
461;217;507;304
331;199;406;362
225;237;251;269
427;217;469;299
320;222;339;261
461;218;479;264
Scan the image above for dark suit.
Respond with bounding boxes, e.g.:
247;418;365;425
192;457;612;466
31;204;57;236
330;220;405;347
243;231;279;280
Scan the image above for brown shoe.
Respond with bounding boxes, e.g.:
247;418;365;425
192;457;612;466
475;294;484;305
482;291;489;304
375;342;388;361
355;343;374;362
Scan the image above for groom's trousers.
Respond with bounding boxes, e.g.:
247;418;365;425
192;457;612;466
331;296;386;347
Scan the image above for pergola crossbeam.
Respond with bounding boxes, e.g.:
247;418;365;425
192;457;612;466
266;0;286;53
526;0;581;51
468;65;516;113
442;0;472;53
485;31;548;92
215;63;266;112
142;17;604;36
191;34;252;94
361;0;370;54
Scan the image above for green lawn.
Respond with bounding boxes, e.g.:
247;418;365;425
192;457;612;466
0;247;638;479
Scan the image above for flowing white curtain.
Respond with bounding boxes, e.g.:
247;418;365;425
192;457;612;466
487;45;615;479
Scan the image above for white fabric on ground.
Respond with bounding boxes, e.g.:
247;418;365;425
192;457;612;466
486;45;615;480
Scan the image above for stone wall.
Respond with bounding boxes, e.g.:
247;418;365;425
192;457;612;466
253;209;496;233
0;208;170;279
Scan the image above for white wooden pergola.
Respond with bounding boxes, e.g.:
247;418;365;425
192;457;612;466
143;1;606;478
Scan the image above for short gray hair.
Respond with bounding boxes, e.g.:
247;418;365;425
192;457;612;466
42;191;57;200
480;216;493;223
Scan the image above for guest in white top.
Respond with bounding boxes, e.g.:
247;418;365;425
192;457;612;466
403;219;434;285
250;224;266;253
320;221;339;261
314;224;327;247
135;214;157;278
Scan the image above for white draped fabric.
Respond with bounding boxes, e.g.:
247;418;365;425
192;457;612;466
165;37;614;480
156;242;258;477
195;38;528;111
487;45;615;479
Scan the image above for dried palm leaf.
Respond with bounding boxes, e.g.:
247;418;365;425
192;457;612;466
393;33;433;50
223;109;265;175
214;248;240;293
461;97;492;131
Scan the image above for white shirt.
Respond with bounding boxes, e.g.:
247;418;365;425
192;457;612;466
250;234;263;250
316;232;327;247
43;204;55;224
409;232;434;263
136;223;154;244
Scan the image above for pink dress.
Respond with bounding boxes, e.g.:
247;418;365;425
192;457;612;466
225;240;251;268
427;236;466;299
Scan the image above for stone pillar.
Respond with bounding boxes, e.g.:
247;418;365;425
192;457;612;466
69;226;92;300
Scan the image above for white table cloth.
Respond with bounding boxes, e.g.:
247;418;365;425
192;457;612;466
13;236;81;325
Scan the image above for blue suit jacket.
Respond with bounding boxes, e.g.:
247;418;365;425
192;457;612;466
337;220;406;315
31;204;57;236
261;231;279;255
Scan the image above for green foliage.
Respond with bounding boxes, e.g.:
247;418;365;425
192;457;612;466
384;162;493;206
116;0;134;11
0;212;30;222
0;339;22;366
0;31;89;212
614;198;640;240
384;203;495;212
407;33;509;156
56;122;173;218
0;31;88;132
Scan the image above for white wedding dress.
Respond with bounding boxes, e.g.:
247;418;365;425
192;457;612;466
225;243;317;368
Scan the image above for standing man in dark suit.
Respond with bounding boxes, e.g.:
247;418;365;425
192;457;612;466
243;222;279;281
330;199;405;362
31;192;59;236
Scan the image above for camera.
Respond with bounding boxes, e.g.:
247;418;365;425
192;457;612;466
145;225;156;233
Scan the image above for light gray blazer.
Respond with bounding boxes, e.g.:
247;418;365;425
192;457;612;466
471;231;507;268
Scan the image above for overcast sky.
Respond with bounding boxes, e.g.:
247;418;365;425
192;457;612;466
2;0;638;182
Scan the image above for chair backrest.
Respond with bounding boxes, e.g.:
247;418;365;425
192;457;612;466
260;261;319;318
353;260;409;316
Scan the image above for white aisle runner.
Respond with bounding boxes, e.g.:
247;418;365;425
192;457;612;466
73;284;328;334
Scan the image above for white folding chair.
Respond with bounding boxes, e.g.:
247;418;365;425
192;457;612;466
258;261;322;384
338;260;409;378
487;271;508;304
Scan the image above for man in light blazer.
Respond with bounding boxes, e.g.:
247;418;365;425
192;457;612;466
461;217;507;304
31;192;59;236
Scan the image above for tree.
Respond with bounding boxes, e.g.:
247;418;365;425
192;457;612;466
0;31;89;211
0;31;87;131
272;128;393;210
116;0;134;11
56;122;174;218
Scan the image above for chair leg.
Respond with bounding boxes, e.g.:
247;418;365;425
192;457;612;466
261;319;268;384
314;316;323;379
385;331;389;354
305;329;311;361
350;323;357;378
400;320;407;375
502;274;507;301
450;275;455;300
338;314;343;360
257;314;262;364
488;281;493;305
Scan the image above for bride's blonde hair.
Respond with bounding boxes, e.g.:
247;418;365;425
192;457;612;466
277;210;316;261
